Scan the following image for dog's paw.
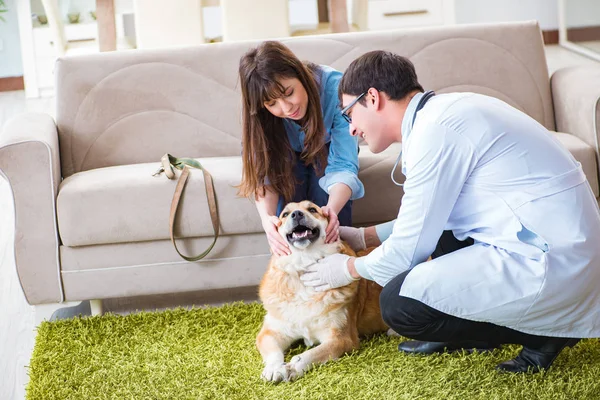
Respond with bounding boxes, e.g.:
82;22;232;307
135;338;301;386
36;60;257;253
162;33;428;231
261;362;288;383
386;328;401;337
284;355;306;381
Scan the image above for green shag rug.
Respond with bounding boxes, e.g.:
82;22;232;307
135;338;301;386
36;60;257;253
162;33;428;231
27;302;600;400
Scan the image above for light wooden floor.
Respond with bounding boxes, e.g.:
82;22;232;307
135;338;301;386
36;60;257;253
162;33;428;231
579;40;600;53
0;44;598;400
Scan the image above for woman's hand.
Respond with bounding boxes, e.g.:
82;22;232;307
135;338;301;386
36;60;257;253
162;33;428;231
262;215;291;256
321;205;340;243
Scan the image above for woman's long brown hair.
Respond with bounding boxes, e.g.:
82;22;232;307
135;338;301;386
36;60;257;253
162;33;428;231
238;41;327;202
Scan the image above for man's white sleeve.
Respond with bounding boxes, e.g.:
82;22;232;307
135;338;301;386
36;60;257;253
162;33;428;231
361;124;477;286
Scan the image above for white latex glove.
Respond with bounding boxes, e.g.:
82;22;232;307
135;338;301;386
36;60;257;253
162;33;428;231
339;226;366;251
300;254;358;292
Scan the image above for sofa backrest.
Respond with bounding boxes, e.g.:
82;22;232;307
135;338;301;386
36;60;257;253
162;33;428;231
55;21;554;178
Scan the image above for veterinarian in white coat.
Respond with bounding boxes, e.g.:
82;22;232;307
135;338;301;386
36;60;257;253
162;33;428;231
301;50;600;374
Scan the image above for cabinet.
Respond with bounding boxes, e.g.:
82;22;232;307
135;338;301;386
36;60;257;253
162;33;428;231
31;22;99;91
352;0;455;31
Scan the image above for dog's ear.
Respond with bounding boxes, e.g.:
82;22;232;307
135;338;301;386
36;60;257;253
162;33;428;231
278;203;292;220
307;202;328;222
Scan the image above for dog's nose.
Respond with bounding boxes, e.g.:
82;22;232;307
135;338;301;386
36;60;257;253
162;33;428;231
290;210;304;220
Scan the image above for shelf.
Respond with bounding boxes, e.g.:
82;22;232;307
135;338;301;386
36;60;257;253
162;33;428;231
33;21;98;42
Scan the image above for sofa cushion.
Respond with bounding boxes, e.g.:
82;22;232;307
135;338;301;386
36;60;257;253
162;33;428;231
354;143;405;225
57;157;261;247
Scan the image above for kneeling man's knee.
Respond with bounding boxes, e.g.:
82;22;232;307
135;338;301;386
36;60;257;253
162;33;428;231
380;292;420;335
380;278;433;338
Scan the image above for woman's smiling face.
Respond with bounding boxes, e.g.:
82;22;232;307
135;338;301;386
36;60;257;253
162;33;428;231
263;77;309;121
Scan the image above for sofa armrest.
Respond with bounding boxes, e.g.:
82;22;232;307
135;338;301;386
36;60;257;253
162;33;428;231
0;113;64;304
551;66;600;190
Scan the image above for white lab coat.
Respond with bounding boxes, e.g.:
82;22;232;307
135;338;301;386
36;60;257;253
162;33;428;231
361;92;600;338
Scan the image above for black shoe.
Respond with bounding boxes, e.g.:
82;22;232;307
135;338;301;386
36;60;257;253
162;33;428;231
398;340;501;355
496;338;580;374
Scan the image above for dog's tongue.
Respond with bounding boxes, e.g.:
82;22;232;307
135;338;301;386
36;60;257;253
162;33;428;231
292;230;309;239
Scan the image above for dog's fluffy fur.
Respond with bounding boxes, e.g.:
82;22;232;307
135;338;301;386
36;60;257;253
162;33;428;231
256;201;389;382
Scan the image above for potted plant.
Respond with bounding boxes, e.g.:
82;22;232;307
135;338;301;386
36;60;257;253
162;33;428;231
0;0;8;22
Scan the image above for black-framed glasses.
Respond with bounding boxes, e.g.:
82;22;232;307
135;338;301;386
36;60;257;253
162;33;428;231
341;92;366;123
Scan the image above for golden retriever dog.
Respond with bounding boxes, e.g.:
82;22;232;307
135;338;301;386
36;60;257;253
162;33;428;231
256;201;390;383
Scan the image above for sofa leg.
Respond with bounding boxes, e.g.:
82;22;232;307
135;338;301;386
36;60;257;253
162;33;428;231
34;299;103;325
89;299;103;316
35;301;84;325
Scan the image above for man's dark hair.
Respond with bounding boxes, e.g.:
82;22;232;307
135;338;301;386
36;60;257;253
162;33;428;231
339;51;424;103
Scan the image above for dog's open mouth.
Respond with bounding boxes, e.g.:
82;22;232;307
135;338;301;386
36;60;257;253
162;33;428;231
286;225;320;244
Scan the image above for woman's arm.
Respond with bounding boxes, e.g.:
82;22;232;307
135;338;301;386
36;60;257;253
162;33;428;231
317;67;364;242
322;183;352;243
318;68;365;201
255;185;279;220
325;183;352;215
255;186;290;256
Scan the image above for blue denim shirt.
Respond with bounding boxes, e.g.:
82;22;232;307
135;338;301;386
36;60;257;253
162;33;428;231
282;65;364;200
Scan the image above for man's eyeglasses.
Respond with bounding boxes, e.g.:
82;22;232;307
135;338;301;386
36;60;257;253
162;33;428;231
341;92;366;124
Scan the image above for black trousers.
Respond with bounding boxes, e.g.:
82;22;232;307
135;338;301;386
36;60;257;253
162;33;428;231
380;231;556;349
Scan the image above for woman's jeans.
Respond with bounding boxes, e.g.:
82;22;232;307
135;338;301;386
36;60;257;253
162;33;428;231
276;152;352;226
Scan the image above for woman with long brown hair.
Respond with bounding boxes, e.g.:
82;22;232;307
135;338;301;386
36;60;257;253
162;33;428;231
238;41;363;256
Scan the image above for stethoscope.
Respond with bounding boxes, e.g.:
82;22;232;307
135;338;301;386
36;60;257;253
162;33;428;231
390;90;436;186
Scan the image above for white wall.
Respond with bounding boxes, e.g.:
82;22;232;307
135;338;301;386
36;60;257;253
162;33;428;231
454;0;559;30
0;0;23;78
564;0;600;28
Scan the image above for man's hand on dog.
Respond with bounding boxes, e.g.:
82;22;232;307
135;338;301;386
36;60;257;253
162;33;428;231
321;206;340;243
301;254;358;291
339;226;366;251
262;215;291;256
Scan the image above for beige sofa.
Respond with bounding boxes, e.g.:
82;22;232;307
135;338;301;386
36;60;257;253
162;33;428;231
1;21;599;319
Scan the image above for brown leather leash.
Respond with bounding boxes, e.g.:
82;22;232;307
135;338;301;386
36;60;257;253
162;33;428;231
154;154;219;261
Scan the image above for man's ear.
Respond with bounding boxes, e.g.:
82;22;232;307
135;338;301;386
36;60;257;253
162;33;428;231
368;87;382;110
